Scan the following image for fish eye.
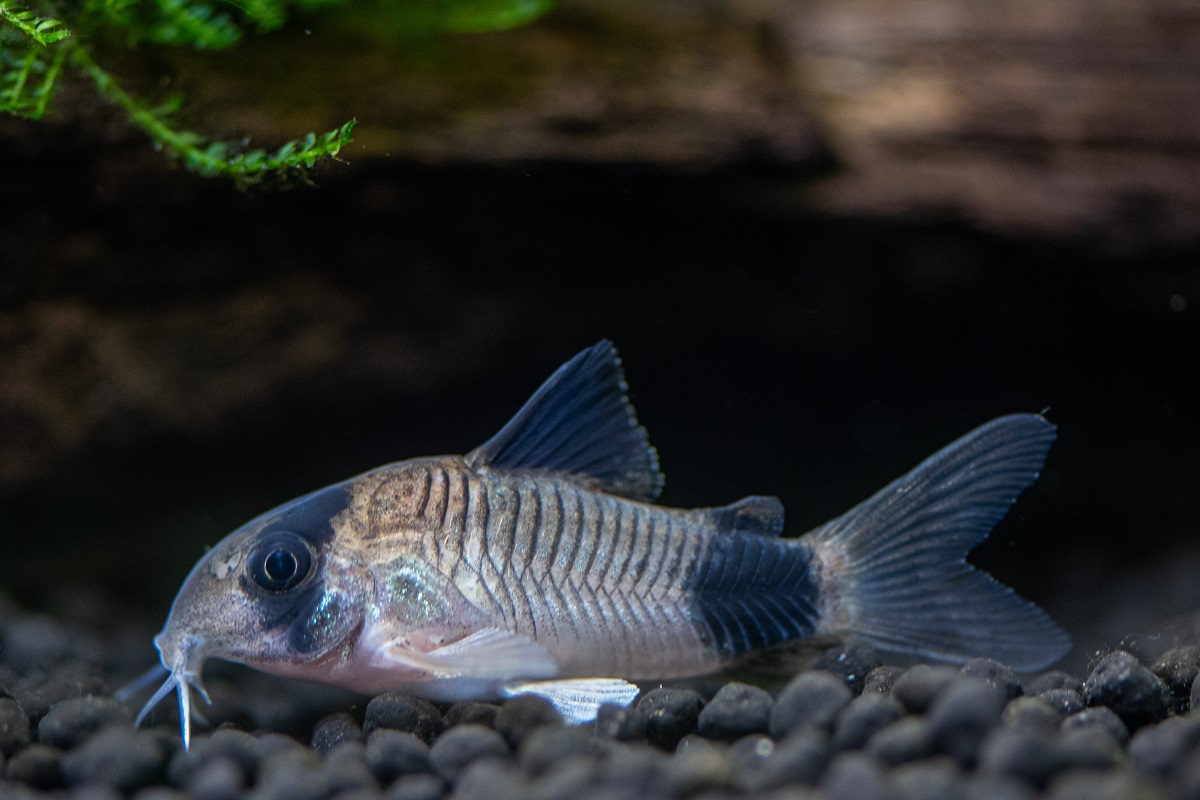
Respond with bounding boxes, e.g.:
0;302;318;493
249;532;313;593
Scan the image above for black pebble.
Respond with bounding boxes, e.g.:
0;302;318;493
0;616;73;672
891;755;962;800
366;729;433;784
636;688;703;751
185;756;245;800
323;741;378;794
532;755;600;800
960;659;1023;702
1002;697;1062;732
960;773;1038;800
661;737;733;795
443;702;498;729
891;665;959;714
60;727;166;793
363;694;443;744
753;728;830;790
494;695;562;749
1153;646;1200;715
862;665;907;695
1128;715;1200;778
866;716;932;766
518;726;600;776
594;703;646;741
37;695;131;749
978;728;1060;787
822;752;891;800
254;746;325;800
1081;650;1169;730
926;678;1007;768
385;773;445;800
311;712;364;753
1043;769;1145;800
0;698;31;755
814;642;883;694
428;724;510;783
832;692;905;751
696;682;772;741
727;733;776;782
448;758;526;800
5;743;62;788
1061;706;1130;746
1025;671;1081;695
1055;726;1123;771
1038;689;1085;717
769;670;853;738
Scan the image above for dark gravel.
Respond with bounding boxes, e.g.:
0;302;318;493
9;593;1200;800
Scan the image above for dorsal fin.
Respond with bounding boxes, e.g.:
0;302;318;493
465;341;664;502
709;496;786;537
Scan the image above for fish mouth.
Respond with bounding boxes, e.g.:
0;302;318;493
117;633;212;750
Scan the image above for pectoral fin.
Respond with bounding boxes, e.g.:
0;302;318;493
502;678;640;724
369;627;559;680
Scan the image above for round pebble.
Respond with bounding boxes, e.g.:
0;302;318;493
696;682;772;741
891;665;959;714
891;756;961;800
311;712;364;753
5;743;62;788
518;726;600;776
978;727;1060;786
1002;697;1062;732
37;696;131;749
637;688;704;750
961;659;1023;703
443;702;499;729
322;741;378;794
753;728;830;790
813;643;883;694
450;759;526;800
867;716;932;766
822;752;891;800
594;703;646;741
363;694;442;744
1062;706;1130;746
1039;689;1085;717
60;727;166;793
862;665;907;695
365;729;433;784
926;678;1007;768
184;756;245;800
494;696;562;749
0;698;31;755
1128;715;1200;778
385;773;445;800
1152;646;1200;715
832;692;905;751
428;724;510;783
1055;725;1123;771
1081;650;1170;730
769;671;853;738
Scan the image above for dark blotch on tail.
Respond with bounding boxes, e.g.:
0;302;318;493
685;533;820;660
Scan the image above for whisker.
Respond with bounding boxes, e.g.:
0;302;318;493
134;671;181;728
114;663;169;702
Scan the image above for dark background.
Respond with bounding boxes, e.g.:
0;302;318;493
2;150;1199;677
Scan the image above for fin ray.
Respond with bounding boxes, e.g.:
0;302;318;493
466;341;664;502
809;414;1071;671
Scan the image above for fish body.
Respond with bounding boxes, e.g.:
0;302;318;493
132;341;1071;746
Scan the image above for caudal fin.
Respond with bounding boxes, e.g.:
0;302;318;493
807;414;1071;671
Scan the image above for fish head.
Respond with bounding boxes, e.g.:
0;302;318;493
136;483;365;747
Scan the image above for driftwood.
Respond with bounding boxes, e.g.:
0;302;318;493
4;0;1198;238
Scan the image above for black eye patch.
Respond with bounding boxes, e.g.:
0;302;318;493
249;531;313;593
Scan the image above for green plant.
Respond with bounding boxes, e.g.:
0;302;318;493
1;0;551;183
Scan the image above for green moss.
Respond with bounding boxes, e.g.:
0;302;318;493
1;0;552;182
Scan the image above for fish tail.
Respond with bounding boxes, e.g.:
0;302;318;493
806;414;1071;671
